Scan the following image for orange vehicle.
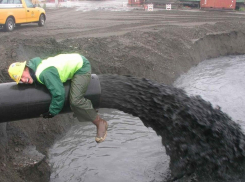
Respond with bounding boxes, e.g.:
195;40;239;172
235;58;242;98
0;0;46;32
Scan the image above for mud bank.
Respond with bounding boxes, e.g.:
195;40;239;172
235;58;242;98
1;9;245;181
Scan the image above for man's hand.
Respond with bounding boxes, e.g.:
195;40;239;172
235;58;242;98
42;111;54;119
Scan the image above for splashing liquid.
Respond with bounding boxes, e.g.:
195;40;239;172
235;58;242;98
99;74;245;181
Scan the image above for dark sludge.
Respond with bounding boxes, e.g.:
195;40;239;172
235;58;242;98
99;74;245;181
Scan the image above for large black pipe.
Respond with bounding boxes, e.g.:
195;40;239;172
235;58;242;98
0;74;101;123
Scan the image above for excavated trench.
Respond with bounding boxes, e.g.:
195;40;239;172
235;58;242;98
1;31;245;181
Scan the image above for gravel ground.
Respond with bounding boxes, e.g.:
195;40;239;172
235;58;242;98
1;6;245;182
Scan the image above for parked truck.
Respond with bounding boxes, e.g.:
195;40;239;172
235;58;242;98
0;0;46;32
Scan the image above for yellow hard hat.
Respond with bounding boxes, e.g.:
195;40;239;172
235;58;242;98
8;61;26;84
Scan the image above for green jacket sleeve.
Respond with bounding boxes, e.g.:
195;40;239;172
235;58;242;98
39;67;65;116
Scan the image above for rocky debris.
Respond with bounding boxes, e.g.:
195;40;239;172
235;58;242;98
12;146;45;169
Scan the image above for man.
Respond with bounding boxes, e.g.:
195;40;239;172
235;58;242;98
8;53;108;143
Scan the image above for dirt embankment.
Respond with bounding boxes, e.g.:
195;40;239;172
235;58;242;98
1;8;245;181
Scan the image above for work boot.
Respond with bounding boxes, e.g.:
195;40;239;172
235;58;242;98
92;115;108;143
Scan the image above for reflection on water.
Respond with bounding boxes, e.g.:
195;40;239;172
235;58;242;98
174;55;245;131
49;109;170;182
49;55;245;181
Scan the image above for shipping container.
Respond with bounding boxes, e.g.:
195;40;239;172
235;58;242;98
128;0;144;5
180;0;244;9
200;0;236;9
180;0;244;3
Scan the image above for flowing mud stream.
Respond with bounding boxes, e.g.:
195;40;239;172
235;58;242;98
49;55;245;182
174;55;245;130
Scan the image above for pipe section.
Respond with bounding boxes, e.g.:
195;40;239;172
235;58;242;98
0;74;101;123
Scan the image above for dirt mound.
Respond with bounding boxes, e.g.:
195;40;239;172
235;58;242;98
1;8;245;182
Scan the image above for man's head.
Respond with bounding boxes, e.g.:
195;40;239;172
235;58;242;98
8;61;33;84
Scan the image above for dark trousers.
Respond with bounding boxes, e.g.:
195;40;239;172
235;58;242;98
69;72;97;122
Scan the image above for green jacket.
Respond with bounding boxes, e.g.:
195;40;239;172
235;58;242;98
26;54;91;116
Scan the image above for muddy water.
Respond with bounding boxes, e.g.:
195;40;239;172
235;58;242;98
174;55;245;131
49;109;170;182
49;56;245;182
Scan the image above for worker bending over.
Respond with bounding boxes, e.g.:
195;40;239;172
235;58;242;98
8;53;108;143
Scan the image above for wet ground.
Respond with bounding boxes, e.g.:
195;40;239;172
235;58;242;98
45;0;130;11
1;1;245;182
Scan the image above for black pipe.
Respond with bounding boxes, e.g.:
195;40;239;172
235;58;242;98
0;74;101;123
